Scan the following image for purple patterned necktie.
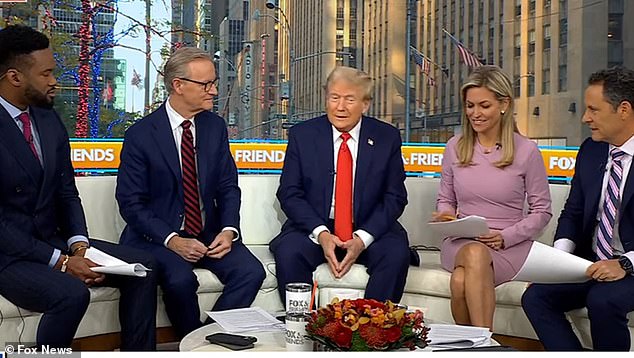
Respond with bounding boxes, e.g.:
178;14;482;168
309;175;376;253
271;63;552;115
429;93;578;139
596;148;626;260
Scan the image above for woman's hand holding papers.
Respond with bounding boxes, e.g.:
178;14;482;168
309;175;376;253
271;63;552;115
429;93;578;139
477;230;504;251
431;211;457;222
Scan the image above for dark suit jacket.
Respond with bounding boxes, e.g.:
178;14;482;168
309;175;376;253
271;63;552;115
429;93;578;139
116;104;240;246
0;106;88;272
271;115;408;250
555;137;634;260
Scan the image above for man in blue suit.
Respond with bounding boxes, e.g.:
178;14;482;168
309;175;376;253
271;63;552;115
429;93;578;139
271;66;410;304
0;25;157;350
522;67;634;351
116;47;265;338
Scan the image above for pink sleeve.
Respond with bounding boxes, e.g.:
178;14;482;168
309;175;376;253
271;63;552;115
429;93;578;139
436;138;457;215
501;144;553;248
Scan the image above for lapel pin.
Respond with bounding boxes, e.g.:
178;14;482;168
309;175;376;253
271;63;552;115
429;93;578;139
367;138;374;146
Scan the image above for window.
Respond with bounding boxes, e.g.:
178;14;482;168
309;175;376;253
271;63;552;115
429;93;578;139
559;18;567;46
514;34;521;57
528;30;536;54
543;49;551;70
543;24;551;49
542;68;550;95
528;76;535;97
558;64;567;92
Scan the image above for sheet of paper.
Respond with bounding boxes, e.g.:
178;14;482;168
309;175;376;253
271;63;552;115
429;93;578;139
84;247;151;277
206;307;285;333
427;215;489;238
427;324;492;349
513;241;592;283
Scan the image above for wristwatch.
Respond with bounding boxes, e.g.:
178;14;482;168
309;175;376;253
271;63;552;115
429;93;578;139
60;255;70;273
618;256;634;275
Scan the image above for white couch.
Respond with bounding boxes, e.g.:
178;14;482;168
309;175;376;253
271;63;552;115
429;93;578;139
0;175;632;350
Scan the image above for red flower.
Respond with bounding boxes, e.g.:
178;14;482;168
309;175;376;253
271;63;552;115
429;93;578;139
358;324;388;348
385;326;402;343
322;321;353;348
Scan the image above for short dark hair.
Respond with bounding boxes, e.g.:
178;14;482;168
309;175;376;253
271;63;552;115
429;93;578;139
588;66;634;111
0;25;50;75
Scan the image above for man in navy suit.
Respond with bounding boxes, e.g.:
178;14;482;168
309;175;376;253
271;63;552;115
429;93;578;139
0;25;157;350
522;67;634;351
116;47;265;338
271;66;410;304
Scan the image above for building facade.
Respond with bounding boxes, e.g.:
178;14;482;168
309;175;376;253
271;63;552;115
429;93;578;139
410;0;634;146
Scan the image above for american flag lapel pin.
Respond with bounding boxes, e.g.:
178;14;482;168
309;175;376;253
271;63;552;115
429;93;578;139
368;138;374;146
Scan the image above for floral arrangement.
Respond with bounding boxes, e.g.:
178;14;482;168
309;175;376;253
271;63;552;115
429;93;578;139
305;298;429;351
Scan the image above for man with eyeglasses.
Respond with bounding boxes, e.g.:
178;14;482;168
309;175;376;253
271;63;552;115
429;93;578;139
116;47;265;338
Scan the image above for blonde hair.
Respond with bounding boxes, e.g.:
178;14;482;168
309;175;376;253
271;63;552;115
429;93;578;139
163;47;213;93
457;65;518;168
324;66;373;100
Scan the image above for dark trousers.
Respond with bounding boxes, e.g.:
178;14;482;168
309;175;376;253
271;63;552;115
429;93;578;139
126;239;265;338
0;240;158;350
522;276;634;351
271;228;410;305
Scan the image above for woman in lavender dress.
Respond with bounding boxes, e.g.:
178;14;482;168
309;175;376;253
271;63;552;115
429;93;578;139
434;66;552;330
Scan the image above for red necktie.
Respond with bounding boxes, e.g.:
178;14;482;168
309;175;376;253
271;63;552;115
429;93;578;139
334;132;353;242
18;112;40;161
181;120;203;237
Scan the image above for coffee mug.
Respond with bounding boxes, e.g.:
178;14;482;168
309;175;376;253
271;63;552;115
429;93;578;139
285;312;312;351
285;282;312;314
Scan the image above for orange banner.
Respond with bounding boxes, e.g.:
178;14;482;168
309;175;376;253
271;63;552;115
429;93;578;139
70;141;122;169
230;143;287;170
70;141;578;179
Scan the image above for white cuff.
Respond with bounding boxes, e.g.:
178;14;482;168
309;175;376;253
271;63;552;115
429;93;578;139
310;225;329;245
222;227;240;241
553;238;575;253
164;232;178;247
354;229;374;248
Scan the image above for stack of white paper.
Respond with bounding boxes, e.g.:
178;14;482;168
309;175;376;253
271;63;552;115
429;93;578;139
513;241;592;283
427;215;489;238
85;247;151;277
427;324;492;349
206;307;285;332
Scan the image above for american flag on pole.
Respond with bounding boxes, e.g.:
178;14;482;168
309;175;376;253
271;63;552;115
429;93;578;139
131;69;142;88
410;46;430;75
410;46;436;86
442;29;483;68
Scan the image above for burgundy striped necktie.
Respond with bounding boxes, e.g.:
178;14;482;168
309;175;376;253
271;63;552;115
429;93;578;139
181;120;203;237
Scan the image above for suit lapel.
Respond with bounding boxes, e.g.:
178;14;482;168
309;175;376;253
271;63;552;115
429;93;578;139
317;116;335;217
194;113;208;195
354;117;372;220
587;142;608;218
0;106;42;185
152;105;182;181
30;108;55;203
621;154;634;212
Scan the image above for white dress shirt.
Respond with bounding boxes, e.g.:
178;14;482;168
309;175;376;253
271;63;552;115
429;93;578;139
309;119;375;248
554;135;634;268
163;98;238;246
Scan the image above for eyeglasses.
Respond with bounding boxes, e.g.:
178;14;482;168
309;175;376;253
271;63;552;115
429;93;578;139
178;77;219;92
